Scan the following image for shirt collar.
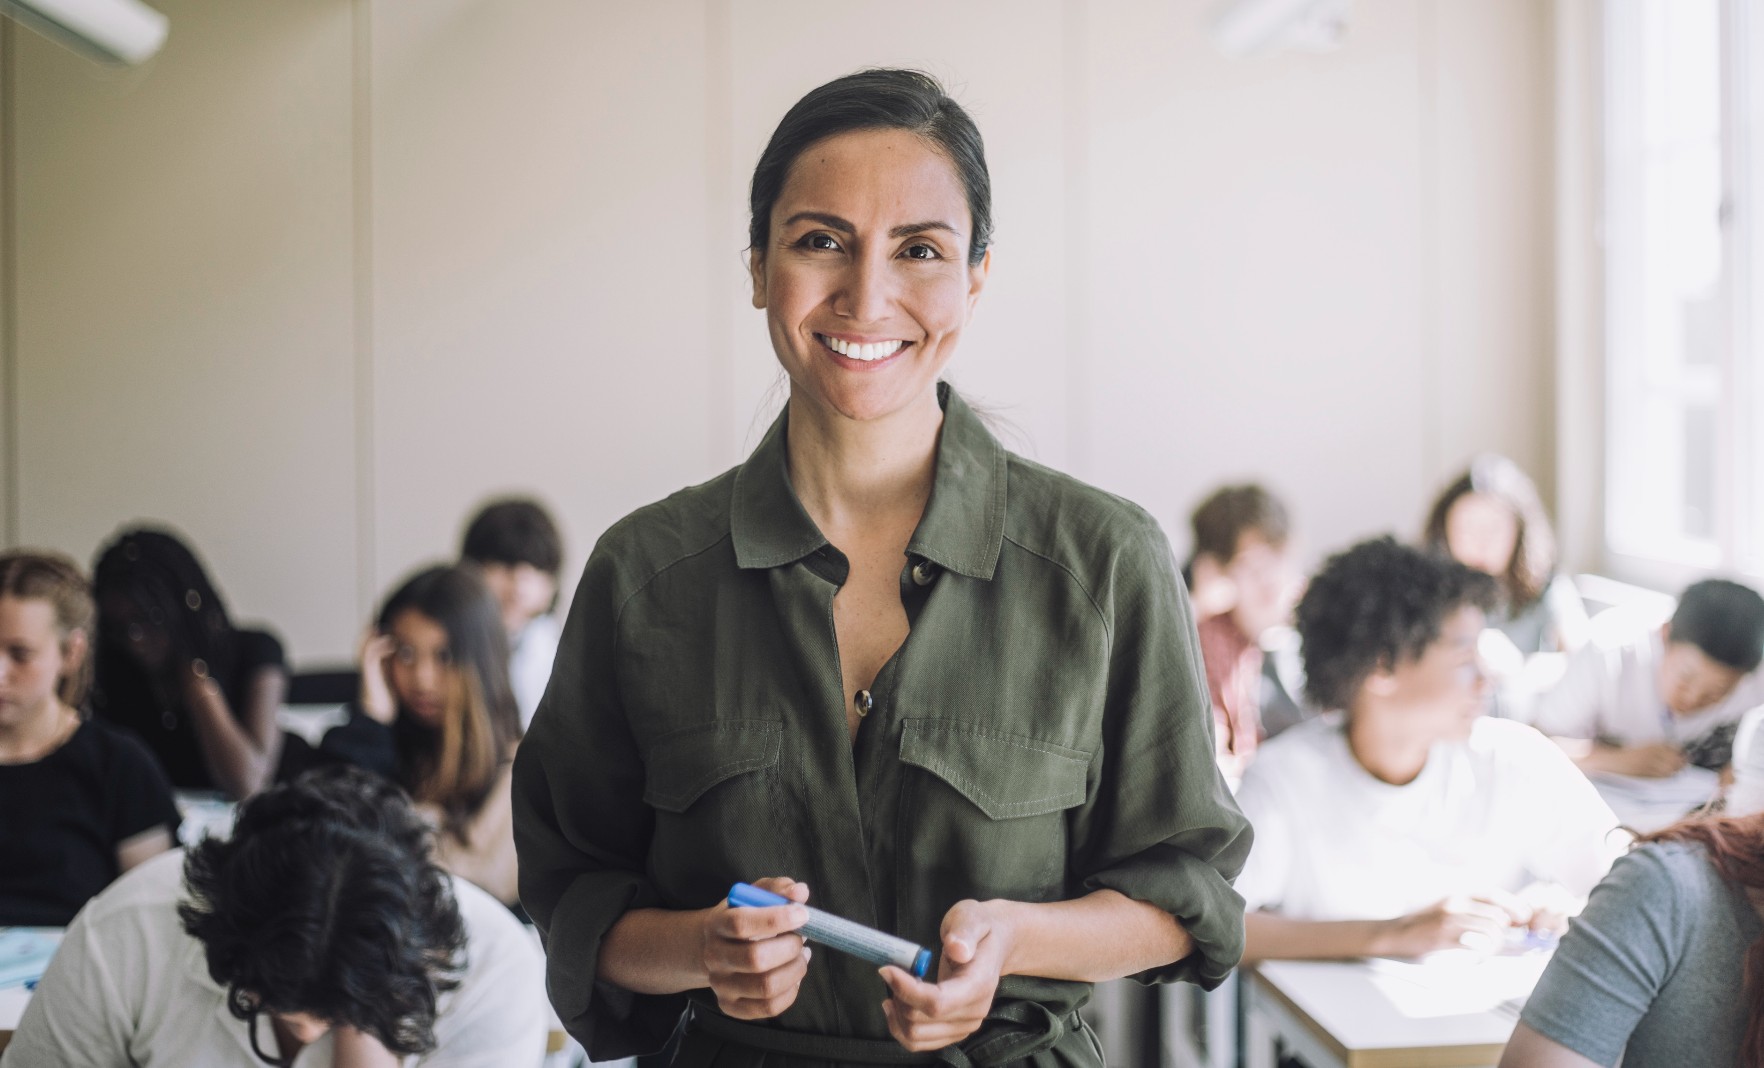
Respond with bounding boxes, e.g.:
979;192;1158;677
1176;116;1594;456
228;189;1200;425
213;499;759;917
731;381;1007;579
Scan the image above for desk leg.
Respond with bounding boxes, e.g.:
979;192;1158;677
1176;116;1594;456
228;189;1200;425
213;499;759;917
1243;994;1276;1068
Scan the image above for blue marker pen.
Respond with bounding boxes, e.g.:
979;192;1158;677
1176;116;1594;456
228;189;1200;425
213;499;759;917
727;882;933;979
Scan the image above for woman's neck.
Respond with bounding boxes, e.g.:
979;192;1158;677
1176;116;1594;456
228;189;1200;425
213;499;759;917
0;698;79;764
1344;711;1433;786
785;390;944;537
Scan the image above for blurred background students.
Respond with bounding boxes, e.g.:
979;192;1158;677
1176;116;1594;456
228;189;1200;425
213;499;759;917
1185;483;1307;780
6;766;547;1068
1502;811;1764;1068
1424;454;1590;660
1532;578;1764;779
1236;538;1622;963
0;551;178;926
91;528;288;800
316;565;523;907
461;498;564;730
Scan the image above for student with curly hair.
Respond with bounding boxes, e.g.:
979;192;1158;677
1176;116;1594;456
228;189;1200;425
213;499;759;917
6;765;547;1067
0;551;179;925
1236;538;1624;962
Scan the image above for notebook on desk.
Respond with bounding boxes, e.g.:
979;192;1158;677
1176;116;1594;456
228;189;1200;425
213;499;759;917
0;928;63;990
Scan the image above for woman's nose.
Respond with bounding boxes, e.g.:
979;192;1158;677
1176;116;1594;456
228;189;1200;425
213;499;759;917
835;252;894;323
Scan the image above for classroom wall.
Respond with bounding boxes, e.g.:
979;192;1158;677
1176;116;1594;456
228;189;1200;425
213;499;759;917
0;0;1554;663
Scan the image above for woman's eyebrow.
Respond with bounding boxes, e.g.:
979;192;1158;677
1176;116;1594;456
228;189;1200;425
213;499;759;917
890;221;961;239
780;212;961;240
782;211;855;233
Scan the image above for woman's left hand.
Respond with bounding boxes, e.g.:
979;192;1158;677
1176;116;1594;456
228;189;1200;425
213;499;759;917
879;899;1012;1053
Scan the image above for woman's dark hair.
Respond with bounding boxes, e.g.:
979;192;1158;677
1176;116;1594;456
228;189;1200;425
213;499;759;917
91;527;240;722
179;765;467;1056
748;68;993;267
1422;453;1558;610
1670;579;1764;673
378;565;520;842
1295;536;1498;711
1637;811;1764;1067
460;497;563;579
1189;483;1292;565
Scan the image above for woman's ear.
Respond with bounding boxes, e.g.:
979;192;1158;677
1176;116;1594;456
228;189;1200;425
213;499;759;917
60;628;90;680
749;251;768;310
1362;657;1400;697
966;247;991;312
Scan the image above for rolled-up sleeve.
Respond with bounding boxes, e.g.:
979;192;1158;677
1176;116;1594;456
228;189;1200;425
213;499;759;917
1073;518;1254;989
511;544;680;1059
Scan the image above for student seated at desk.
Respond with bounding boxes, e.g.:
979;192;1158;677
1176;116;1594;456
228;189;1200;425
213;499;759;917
460;497;564;730
6;766;547;1068
1531;579;1764;779
310;566;523;907
1185;484;1308;780
1501;811;1764;1068
90;527;289;800
1236;538;1624;963
0;551;179;926
1423;454;1590;659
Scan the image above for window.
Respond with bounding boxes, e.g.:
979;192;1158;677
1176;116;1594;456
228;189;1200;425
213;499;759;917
1603;0;1763;579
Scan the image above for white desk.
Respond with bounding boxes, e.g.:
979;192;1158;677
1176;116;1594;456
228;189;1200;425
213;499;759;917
1244;951;1549;1068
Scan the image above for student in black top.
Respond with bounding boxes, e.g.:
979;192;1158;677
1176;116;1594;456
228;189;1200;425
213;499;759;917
91;527;288;799
0;551;179;926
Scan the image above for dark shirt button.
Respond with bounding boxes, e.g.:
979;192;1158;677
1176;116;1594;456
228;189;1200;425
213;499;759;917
911;560;938;587
854;689;874;718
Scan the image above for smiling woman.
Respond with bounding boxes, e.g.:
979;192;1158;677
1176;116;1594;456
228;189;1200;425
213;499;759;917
513;69;1253;1068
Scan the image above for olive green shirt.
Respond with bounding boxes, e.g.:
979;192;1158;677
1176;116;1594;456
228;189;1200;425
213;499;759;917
513;384;1251;1065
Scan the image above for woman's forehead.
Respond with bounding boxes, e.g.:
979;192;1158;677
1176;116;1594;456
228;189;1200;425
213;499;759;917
774;129;969;227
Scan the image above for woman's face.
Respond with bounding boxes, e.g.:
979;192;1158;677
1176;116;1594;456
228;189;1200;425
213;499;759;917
0;596;79;730
1444;492;1520;578
100;591;173;671
751;127;990;424
386;609;460;729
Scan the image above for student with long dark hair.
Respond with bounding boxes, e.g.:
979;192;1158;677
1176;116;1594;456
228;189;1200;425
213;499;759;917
1502;811;1764;1067
321;565;523;906
0;551;179;925
7;765;547;1067
91;527;288;799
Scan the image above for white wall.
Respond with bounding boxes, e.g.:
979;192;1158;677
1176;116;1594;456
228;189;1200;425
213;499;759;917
0;0;1554;662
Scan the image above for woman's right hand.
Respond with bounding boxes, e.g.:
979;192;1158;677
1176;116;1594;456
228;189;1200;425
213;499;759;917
700;876;812;1020
357;629;397;725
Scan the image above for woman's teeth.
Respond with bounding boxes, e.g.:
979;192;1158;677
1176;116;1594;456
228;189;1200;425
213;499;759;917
819;335;906;362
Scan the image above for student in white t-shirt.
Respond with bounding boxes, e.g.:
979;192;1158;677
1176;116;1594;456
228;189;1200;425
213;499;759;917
1531;579;1764;778
461;498;565;729
7;766;548;1068
1238;538;1625;963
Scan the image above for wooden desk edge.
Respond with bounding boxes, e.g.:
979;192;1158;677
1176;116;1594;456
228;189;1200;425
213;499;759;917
1247;966;1510;1068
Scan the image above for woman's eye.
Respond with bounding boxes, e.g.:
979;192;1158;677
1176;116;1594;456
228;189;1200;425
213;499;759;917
803;233;841;251
902;243;941;261
395;646;417;665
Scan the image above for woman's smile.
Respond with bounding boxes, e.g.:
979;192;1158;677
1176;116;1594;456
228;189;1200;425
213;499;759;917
814;333;912;366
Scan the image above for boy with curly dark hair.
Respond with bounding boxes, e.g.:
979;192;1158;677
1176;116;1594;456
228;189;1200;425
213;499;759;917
8;766;547;1067
1235;537;1624;963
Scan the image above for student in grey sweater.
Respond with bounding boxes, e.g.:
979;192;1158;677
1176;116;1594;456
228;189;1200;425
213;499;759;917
1500;812;1764;1068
